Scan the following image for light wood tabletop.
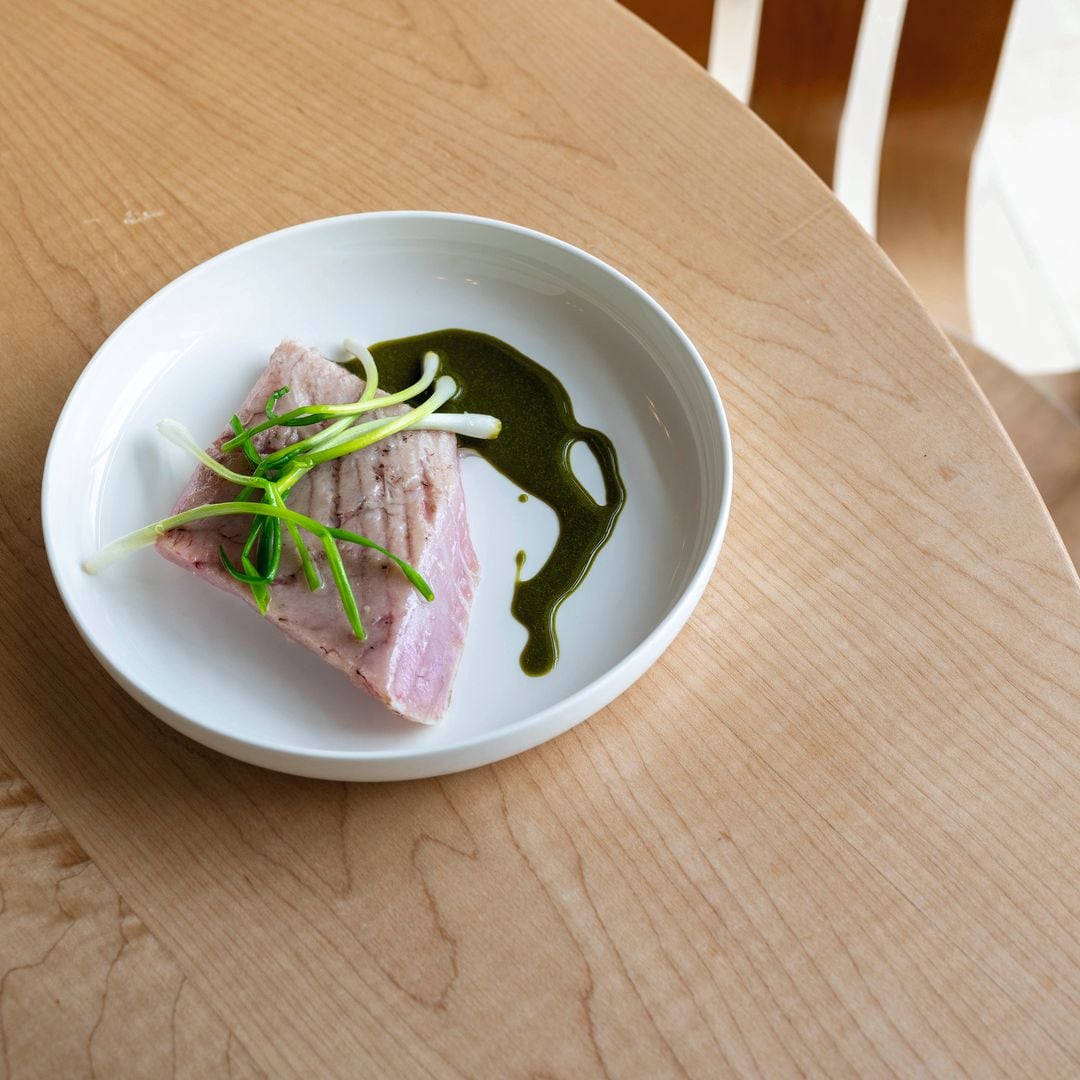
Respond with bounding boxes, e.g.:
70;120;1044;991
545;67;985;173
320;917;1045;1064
2;0;1078;1075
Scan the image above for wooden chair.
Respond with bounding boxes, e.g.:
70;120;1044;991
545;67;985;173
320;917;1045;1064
620;0;1080;570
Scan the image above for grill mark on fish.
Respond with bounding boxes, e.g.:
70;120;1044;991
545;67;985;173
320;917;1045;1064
331;456;343;530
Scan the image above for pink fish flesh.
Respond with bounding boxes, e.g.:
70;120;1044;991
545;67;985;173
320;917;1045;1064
156;340;479;724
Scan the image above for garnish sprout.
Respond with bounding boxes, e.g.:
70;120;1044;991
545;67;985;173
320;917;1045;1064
85;342;501;640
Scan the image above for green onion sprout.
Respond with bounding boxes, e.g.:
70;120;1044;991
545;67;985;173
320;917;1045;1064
85;341;500;640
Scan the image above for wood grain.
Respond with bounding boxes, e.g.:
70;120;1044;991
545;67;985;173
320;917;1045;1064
0;750;262;1079
0;0;1078;1075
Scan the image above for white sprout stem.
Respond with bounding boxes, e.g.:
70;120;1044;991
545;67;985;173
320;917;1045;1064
303;350;440;422
298;409;501;460
156;420;271;489
83;523;163;573
323;350;439;415
343;338;379;402
85;500;322;574
411;412;501;439
361;350;439;409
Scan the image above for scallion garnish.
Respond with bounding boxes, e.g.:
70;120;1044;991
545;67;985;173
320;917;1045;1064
85;342;500;640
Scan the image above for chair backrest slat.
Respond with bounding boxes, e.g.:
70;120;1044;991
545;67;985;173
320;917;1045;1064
749;0;866;187
619;0;716;67
877;0;1014;332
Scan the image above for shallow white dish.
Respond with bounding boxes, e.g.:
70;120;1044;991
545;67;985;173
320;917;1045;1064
42;212;731;781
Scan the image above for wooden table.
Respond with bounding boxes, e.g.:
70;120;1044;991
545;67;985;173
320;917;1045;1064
2;1;1078;1075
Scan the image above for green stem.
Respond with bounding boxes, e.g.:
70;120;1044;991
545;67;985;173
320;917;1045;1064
324;526;434;600
84;500;430;640
287;520;322;590
220;354;439;453
230;415;261;469
297;377;456;470
320;533;365;640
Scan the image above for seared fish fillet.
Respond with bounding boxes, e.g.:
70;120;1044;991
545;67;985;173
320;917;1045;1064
157;340;479;724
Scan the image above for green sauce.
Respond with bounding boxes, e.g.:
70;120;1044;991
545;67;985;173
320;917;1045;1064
361;330;626;676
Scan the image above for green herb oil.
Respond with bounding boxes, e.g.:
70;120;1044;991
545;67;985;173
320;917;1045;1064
359;330;625;676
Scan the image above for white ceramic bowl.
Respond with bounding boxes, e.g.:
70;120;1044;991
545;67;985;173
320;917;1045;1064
42;212;731;780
